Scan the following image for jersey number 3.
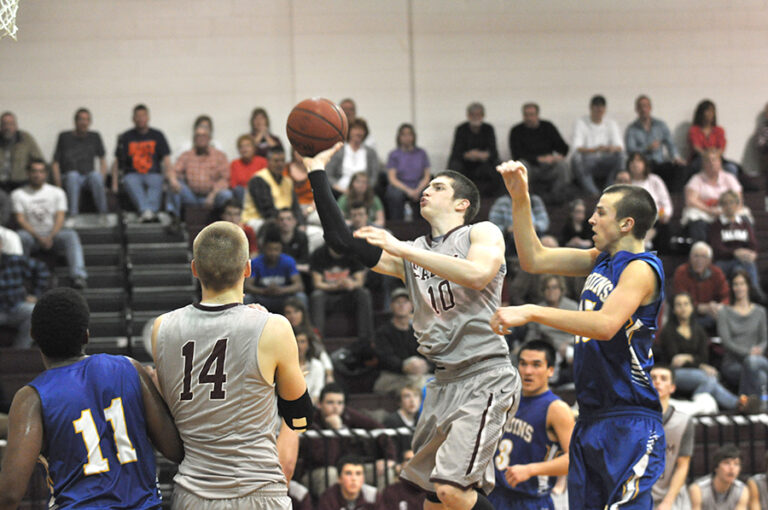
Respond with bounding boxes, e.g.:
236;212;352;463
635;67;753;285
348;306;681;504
180;338;228;401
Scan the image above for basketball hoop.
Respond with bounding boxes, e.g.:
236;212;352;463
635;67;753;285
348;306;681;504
0;0;19;40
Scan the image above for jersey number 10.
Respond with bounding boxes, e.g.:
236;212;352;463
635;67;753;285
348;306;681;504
427;280;456;314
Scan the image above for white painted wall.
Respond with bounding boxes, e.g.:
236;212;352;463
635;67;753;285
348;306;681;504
1;0;767;173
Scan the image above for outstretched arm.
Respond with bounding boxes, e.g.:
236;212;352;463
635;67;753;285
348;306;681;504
0;387;43;510
497;160;599;276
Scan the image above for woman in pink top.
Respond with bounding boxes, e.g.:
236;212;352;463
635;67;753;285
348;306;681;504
688;99;739;175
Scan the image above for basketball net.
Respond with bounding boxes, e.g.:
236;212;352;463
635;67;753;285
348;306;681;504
0;0;19;40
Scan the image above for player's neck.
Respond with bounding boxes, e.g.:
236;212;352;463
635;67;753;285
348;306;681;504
608;236;644;256
428;215;463;238
44;353;88;370
713;476;733;494
199;286;244;305
522;386;549;398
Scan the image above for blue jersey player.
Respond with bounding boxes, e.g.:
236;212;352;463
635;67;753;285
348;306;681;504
489;340;574;510
0;288;183;509
492;160;666;509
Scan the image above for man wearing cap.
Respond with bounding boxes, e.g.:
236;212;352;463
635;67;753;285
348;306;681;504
372;287;432;396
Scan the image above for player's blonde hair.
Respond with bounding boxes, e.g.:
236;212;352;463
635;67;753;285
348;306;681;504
193;221;249;291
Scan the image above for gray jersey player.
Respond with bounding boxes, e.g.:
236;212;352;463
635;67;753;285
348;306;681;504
689;445;748;510
304;143;519;510
747;459;768;510
151;221;311;510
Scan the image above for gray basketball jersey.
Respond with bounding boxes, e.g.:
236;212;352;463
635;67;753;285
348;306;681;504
749;473;768;510
403;222;508;371
694;475;745;510
155;303;285;499
652;406;693;508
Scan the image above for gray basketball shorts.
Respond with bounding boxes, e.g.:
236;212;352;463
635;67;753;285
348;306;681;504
171;483;291;510
401;357;520;496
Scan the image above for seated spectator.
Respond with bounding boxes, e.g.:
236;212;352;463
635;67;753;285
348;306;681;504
627;152;673;252
219;199;257;257
508;102;571;205
689;445;748;510
229;134;267;205
382;384;421;459
747;453;768;510
718;270;768;399
295;325;327;404
489;192;549;258
625;95;687;191
374;450;425;510
372;288;429;396
244;224;306;312
243;147;303;233
613;169;631;184
317;456;377;510
672;241;730;334
508;235;582;307
447;102;502;197
0;238;49;347
339;98;378;150
250;107;284;158
757;102;768;173
175;115;224;154
0;111;43;192
688;99;740;175
559;198;593;249
113;104;170;222
681;149;744;242
309;243;373;342
167;124;232;218
709;189;764;302
12;159;87;289
0;226;22;256
51;108;109;216
337;172;385;228
656;293;740;411
326;119;382;196
288;480;313;510
284;297;334;384
385;123;431;220
287;149;319;224
571;95;624;196
277;207;309;272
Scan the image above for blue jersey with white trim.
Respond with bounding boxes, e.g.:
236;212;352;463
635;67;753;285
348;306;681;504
28;354;161;509
573;250;664;416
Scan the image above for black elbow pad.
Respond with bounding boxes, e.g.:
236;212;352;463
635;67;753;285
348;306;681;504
278;390;314;431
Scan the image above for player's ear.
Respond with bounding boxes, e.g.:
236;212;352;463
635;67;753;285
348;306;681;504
190;259;198;278
620;217;635;233
243;260;252;278
84;328;90;346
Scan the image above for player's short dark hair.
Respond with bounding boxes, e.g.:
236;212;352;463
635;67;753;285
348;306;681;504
74;108;91;122
337;454;366;473
651;364;675;384
192;221;248;292
603;184;657;240
133;104;148;115
27;156;47;172
31;288;89;359
319;382;345;402
519;340;556;368
712;445;741;472
590;95;607;107
433;170;480;223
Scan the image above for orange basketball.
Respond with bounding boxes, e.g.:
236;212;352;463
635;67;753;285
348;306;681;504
286;98;348;157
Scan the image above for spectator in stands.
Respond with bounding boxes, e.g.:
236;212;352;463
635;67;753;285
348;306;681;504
244;224;305;312
0;237;49;347
508;235;583;306
309;243;374;342
613;169;631;184
559;198;593;249
0;226;22;256
657;292;741;411
747;452;768;510
51;108;108;216
385;123;431;220
174;115;223;156
682;149;744;242
284;297;334;384
295;325;326;404
689;445;748;510
326;118;382;197
625;95;687;191
375;450;425;510
718;270;768;400
12;159;87;289
649;365;693;510
709;190;764;302
277;207;309;272
508;102;571;205
250;107;284;159
757;102;768;174
288;480;313;510
448;102;502;197
287;149;318;223
337;172;385;227
673;241;730;334
317;455;377;510
0;111;43;192
627;152;673;252
571;95;624;196
219;199;257;257
382;383;421;460
372;288;429;396
113;104;171;222
167;124;232;218
243;147;303;234
489;191;549;258
229;134;267;205
339;98;378;150
688;99;740;176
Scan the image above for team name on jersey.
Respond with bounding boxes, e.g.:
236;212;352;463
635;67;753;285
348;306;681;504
582;273;614;302
503;417;534;442
721;228;749;243
411;264;437;281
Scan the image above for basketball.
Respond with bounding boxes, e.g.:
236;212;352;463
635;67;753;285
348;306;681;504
286;98;348;157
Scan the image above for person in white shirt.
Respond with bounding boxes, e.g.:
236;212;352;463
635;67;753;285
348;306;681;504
571;95;625;196
11;158;87;288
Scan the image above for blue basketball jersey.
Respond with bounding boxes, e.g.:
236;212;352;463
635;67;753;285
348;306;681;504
28;354;161;509
574;250;664;417
490;390;561;504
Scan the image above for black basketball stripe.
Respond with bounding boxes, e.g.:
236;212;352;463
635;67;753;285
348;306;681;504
286;124;339;142
290;107;345;140
320;98;348;137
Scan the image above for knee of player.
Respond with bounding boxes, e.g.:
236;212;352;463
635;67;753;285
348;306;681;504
434;483;468;507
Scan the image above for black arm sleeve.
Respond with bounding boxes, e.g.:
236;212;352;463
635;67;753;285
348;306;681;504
308;170;382;268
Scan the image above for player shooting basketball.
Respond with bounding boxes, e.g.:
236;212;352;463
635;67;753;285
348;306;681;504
305;142;520;510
